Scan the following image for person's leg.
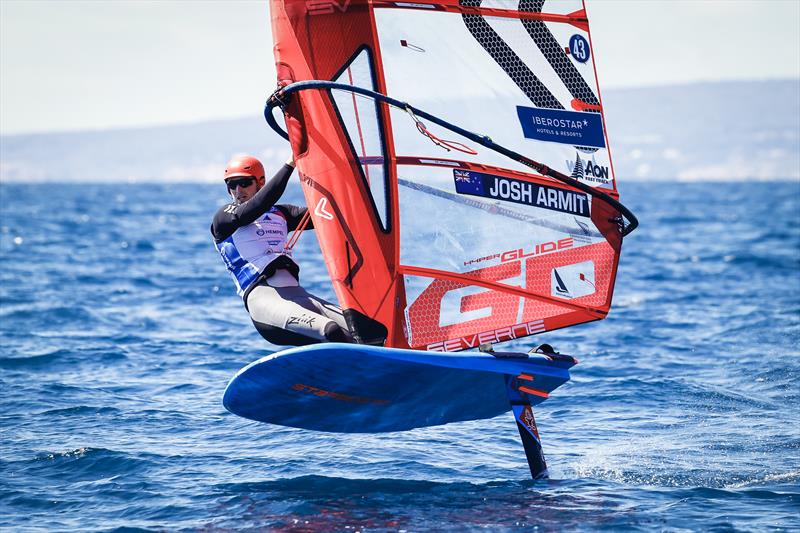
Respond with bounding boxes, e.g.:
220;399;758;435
280;285;355;342
245;283;352;345
294;288;353;342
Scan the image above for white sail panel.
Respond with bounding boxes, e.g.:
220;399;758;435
396;164;602;273
375;6;615;189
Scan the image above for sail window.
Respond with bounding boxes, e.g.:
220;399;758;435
330;49;390;231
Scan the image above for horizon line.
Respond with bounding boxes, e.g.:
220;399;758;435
2;77;798;138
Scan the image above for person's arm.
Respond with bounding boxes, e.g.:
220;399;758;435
276;204;315;232
211;158;296;241
233;161;295;225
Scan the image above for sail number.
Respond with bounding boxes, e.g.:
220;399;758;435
569;34;590;64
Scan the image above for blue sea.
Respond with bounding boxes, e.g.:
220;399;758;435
1;181;799;532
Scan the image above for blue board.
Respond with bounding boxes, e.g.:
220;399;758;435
223;343;575;433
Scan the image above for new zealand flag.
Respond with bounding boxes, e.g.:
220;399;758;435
453;170;485;195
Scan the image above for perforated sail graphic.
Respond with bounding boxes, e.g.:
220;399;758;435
270;0;628;350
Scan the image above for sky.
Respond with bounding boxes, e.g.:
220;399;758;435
1;0;798;135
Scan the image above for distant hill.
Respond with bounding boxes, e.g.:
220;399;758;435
1;79;797;182
602;80;800;181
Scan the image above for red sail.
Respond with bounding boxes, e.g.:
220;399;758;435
271;0;625;350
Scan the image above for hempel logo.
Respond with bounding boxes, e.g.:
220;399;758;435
307;0;351;14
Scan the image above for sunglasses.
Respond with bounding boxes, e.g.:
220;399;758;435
226;177;256;191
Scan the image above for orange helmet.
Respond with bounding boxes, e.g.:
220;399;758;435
224;155;265;180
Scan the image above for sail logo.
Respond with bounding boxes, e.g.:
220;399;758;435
520;406;541;439
306;0;351;14
575;219;590;235
567;153;610;184
517;106;605;148
551;261;596;300
553;270;570;295
291;383;390;405
499;238;573;263
426;320;546;352
314;197;334;220
453;170;590;217
570;218;593;244
464;237;574;267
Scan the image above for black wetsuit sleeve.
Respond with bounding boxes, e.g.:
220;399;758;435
210;163;295;242
276;204;314;232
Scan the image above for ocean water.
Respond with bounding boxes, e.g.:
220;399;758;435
1;181;798;532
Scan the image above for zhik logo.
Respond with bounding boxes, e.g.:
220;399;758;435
287;315;316;327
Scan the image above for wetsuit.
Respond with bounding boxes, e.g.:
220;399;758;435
211;163;353;346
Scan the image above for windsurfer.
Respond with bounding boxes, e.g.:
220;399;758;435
211;155;353;346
